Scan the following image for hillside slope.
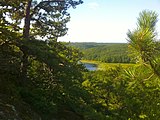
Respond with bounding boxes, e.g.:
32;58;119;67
69;42;131;63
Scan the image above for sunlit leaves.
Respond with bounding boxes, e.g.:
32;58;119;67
137;10;158;32
127;10;158;63
0;0;88;119
124;10;160;119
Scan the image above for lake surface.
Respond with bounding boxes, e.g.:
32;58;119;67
83;63;97;71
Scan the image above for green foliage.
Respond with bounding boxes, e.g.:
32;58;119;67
1;0;96;119
127;10;158;63
83;64;160;119
1;1;160;119
0;0;83;39
81;10;160;120
127;10;160;76
70;42;132;63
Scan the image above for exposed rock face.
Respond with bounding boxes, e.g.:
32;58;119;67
0;94;41;120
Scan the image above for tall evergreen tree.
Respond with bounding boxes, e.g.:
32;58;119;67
0;1;100;119
0;0;83;83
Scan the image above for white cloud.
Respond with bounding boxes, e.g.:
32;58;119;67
87;2;99;10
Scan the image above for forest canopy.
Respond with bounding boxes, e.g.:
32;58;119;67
0;0;160;119
69;42;131;63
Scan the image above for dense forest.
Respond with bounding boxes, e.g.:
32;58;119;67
0;0;160;120
69;43;131;63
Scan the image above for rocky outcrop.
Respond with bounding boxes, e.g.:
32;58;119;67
0;94;41;120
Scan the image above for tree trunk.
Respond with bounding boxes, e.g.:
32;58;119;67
23;0;32;39
21;0;32;85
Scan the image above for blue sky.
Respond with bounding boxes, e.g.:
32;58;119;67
58;0;160;43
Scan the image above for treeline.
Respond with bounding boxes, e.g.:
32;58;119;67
0;0;90;119
81;10;160;119
69;43;132;63
1;1;160;119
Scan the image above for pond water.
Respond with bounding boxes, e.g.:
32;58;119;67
83;63;97;71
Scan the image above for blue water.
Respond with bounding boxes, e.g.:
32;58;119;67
83;63;97;71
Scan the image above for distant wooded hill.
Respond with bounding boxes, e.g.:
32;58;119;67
69;42;132;63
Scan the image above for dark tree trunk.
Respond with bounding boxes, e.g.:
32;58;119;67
23;0;32;39
21;0;32;85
